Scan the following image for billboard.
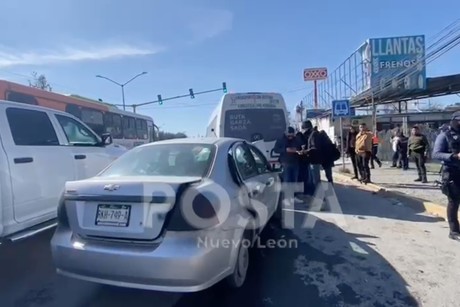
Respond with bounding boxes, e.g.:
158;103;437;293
368;35;426;93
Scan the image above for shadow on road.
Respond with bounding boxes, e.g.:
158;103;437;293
331;182;445;224
75;212;420;307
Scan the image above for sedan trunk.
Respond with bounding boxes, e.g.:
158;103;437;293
63;176;202;241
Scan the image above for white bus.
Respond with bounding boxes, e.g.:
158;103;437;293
206;92;289;167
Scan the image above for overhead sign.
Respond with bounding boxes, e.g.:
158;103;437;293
303;67;328;81
367;35;426;92
332;100;350;118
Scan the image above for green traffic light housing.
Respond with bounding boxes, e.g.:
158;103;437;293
222;82;227;93
157;94;163;105
189;89;195;99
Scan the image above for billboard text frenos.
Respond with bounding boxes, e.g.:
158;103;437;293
369;35;426;92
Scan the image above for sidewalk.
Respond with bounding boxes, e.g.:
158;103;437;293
334;161;446;207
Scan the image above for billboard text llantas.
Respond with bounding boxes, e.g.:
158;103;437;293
368;35;426;93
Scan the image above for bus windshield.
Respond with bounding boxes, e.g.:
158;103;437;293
224;108;286;142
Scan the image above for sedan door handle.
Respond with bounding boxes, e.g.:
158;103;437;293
14;157;33;164
74;154;86;160
266;177;275;187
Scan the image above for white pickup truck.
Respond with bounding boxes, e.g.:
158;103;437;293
0;100;127;243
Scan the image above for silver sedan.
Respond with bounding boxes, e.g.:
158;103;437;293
50;137;282;292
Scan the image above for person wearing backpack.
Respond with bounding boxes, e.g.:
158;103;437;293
318;130;339;183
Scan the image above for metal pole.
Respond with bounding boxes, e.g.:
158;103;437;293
371;91;376;133
314;80;318;109
340;117;345;172
300;100;303;123
121;85;126;111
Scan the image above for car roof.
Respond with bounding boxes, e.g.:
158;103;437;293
0;100;73;117
140;137;244;148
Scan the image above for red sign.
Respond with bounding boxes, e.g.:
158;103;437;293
303;67;328;81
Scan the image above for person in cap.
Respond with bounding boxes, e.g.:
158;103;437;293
408;125;430;183
433;111;460;240
274;126;303;202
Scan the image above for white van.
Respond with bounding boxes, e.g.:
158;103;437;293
0;100;126;242
206;92;289;169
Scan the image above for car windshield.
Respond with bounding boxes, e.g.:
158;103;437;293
224;109;286;142
98;143;215;178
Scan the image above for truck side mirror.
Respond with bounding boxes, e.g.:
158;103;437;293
101;133;113;145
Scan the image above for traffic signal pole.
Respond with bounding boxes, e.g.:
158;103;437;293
116;82;227;113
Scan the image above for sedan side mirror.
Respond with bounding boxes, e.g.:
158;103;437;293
101;133;113;146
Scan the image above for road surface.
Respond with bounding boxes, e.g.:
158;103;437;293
1;182;459;307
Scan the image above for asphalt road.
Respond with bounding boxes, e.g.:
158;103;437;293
1;182;459;307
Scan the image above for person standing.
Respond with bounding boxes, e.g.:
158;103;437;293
396;131;409;170
355;123;373;183
391;132;401;168
408;126;430;183
346;126;359;180
296;122;313;198
432;111;460;240
274;127;302;202
370;132;382;169
318;130;336;183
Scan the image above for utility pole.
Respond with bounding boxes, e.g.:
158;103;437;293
96;72;148;111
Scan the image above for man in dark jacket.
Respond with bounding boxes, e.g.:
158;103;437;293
296;121;314;197
408;126;430;183
433;111;460;240
346;126;359;180
274;127;302;201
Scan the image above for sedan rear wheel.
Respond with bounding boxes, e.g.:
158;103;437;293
226;236;250;288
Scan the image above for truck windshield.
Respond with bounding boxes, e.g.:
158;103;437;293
224;109;286;142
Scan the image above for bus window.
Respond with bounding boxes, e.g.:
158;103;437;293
224;108;287;142
136;118;148;139
81;107;104;135
104;113;123;139
123;116;136;139
66;104;82;119
6;91;38;105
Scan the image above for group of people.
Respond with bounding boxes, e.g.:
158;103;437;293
272;115;460;241
346;124;431;184
390;126;430;183
274;120;338;202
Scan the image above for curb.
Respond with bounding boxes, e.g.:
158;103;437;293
332;171;452;221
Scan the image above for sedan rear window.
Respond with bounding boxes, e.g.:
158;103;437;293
98;143;215;178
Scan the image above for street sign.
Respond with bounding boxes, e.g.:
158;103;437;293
332;100;350;117
303;67;328;81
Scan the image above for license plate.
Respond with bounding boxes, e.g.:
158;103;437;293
96;204;131;227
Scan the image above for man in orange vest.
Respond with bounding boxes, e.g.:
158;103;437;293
371;132;382;169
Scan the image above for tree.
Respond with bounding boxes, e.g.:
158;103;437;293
158;131;187;141
28;72;52;91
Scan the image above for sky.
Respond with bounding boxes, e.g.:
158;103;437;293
1;0;460;136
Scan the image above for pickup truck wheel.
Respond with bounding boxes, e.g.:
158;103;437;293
225;235;250;288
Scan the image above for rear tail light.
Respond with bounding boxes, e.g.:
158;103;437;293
166;191;219;231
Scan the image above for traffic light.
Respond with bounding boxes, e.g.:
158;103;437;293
157;94;163;105
222;82;227;93
189;88;195;99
